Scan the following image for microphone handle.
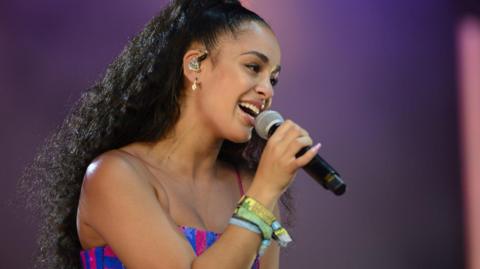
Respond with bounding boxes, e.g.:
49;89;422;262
296;146;346;195
267;124;346;196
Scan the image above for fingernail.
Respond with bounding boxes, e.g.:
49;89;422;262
311;142;321;152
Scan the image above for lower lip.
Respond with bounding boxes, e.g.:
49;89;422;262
238;106;255;126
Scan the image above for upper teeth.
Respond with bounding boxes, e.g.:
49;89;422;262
239;102;260;116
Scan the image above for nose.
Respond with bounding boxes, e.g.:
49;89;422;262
255;78;274;99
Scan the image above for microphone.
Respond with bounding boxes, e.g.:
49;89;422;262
255;110;346;196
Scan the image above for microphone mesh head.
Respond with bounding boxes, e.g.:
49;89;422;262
255;110;284;139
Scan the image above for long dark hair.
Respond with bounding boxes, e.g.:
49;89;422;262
20;1;292;268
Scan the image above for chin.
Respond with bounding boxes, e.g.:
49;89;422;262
227;127;253;143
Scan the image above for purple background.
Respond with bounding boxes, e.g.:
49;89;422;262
0;0;464;268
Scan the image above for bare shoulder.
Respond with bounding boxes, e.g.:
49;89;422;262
79;149;161;229
82;149;154;197
78;150;194;267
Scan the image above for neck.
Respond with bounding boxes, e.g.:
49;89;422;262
143;101;224;182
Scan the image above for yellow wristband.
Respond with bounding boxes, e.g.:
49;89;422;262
238;195;276;226
237;195;293;248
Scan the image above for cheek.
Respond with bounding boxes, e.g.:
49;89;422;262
199;64;256;114
208;68;250;98
197;79;234;117
216;62;254;86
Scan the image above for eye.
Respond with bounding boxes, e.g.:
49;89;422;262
270;77;279;87
245;63;260;73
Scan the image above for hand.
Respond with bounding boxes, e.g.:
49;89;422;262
251;120;321;202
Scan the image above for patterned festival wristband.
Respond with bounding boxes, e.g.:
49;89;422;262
238;195;276;225
233;206;273;241
271;220;292;247
229;217;271;256
237;195;293;247
229;217;261;235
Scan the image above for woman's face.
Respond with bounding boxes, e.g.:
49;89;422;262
192;21;281;143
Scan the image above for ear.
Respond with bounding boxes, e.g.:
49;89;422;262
182;48;208;84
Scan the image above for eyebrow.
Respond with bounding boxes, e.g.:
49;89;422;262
241;50;281;73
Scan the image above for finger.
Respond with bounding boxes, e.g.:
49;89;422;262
266;120;298;152
295;142;322;168
268;120;296;142
276;123;305;156
298;126;309;137
284;135;313;158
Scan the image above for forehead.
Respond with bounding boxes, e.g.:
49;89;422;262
215;21;281;65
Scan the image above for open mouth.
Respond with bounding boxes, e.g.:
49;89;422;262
238;102;260;118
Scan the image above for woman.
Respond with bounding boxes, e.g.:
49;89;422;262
23;1;320;268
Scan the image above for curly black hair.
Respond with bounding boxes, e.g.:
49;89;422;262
20;1;293;268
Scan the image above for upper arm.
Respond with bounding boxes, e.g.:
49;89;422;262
80;151;195;269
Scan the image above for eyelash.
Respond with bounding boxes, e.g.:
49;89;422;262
245;64;279;87
270;77;278;86
246;63;260;73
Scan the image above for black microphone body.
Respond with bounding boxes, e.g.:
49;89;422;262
257;111;346;196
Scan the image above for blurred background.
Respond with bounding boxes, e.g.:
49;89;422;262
1;0;478;268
